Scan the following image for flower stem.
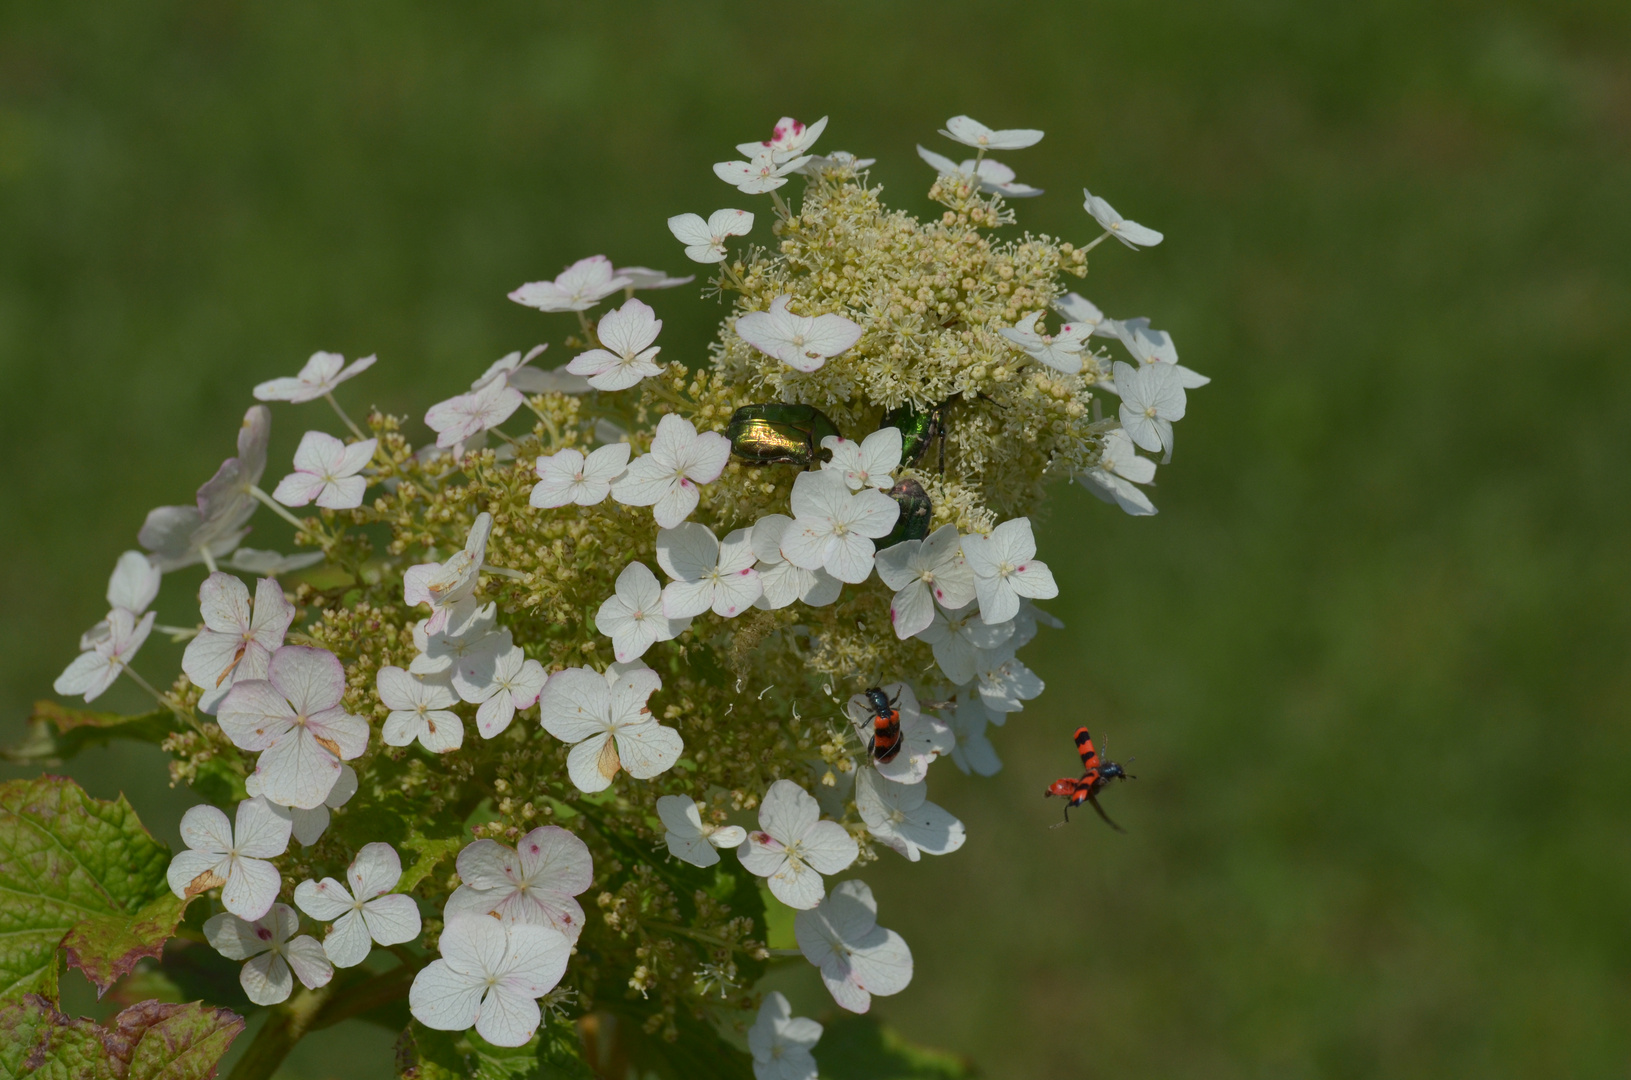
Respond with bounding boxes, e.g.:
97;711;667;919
122;665;204;736
249;486;322;539
200;548;219;574
325;392;368;440
1079;229;1113;254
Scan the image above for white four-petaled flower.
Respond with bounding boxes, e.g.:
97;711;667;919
960;517;1058;625
253;352;376;404
409;916;571;1048
971;649;1045;715
1115;360;1187;461
595;561;690;663
79;551;162;650
736;115;829;163
714;149;812;194
508;255;631;313
166;796;292;919
656;523;762;619
667;209;754;264
750;514;843;610
820;427;900;492
293;842;422;968
1079;429;1157;516
272;432;377;510
735;295;863;374
748;990;822;1080
779;470;899;584
1115;321;1209;388
1055;292;1121;338
216;645;370;810
139;406;269;572
204;903;332;1006
403;513;493;635
424;377;523;452
999;310;1091;375
656;795;747;868
460;645;547;739
181;573;296;714
53;607;155;703
737;779;858;909
537;664;683;792
794;879;913;1013
915;146;1042;197
531;443;631;509
854;768;966;862
377;665;463;753
609;414;730;529
915;601;1014;685
1083;188;1164;249
938;115;1044;151
615;266;694;291
566;298;665;391
873;523;975;639
444;827;594;942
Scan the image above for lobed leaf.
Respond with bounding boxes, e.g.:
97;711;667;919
0;993;243;1080
0;777;178;1000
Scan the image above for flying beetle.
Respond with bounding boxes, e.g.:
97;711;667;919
725;403;842;468
1045;726;1135;831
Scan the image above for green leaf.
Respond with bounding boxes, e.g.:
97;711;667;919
0;777;178;1001
814;1014;977;1080
1;703;177;765
0;993;244;1080
397;833;464;896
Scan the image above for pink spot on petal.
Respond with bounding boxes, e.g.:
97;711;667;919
256;927;273;940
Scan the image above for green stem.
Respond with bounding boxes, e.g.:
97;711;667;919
1079;229;1113;254
250;485;322;539
325;392;367;440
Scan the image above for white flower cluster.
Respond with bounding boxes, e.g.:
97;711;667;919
50;108;1205;1067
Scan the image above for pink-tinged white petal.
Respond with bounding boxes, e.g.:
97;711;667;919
179;803;234;854
239;952;294;1006
537;667;612;744
294;877;355;922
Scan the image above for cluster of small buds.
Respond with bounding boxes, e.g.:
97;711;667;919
47;109;1204;1071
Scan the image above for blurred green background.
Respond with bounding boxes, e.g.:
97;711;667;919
3;1;1629;1076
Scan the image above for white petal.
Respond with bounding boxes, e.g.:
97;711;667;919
360;893;422;946
410;959;484;1031
322;909;374;968
240;952;293;1006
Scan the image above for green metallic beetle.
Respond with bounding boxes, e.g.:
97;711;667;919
878;395;958;471
726;403;842;467
877;478;933;549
